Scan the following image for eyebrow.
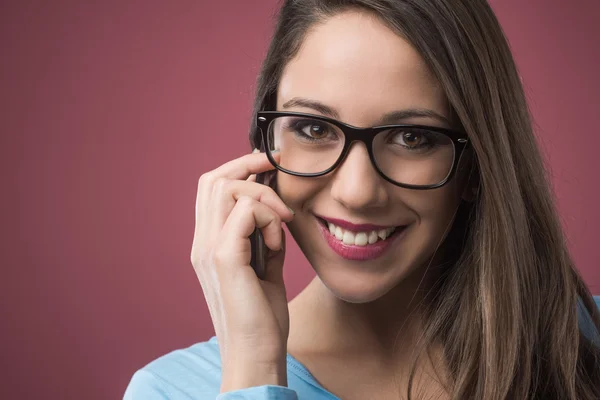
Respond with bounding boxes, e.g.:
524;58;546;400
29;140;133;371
281;97;451;126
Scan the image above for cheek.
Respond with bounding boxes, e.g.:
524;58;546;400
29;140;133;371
275;173;322;255
274;172;324;208
409;179;462;220
275;172;331;247
402;183;463;251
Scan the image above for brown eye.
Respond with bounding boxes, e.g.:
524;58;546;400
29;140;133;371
303;124;328;139
395;131;426;148
386;129;436;151
401;132;423;147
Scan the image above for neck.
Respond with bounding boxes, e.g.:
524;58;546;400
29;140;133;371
288;259;441;364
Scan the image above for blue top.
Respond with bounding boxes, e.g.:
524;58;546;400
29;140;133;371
124;296;600;400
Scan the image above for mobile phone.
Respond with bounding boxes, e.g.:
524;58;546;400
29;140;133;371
249;169;276;280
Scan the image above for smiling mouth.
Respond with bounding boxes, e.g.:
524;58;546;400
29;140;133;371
316;216;404;246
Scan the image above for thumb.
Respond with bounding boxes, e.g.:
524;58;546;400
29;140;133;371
263;227;286;285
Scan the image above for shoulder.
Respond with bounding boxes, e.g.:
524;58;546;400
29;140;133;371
124;337;308;400
124;336;223;400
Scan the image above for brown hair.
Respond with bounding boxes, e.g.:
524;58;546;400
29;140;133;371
248;1;600;398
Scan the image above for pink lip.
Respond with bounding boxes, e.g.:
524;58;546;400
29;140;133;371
315;218;407;261
315;214;395;232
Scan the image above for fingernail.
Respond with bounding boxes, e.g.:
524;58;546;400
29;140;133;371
271;149;280;154
285;204;295;215
252;148;260;154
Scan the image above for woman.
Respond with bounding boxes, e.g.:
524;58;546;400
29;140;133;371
124;0;600;399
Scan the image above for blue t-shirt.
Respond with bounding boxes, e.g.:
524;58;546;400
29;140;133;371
124;296;600;400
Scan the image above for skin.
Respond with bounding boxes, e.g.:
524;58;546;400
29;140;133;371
275;10;470;398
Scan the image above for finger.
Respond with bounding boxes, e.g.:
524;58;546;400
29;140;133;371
222;196;283;253
208;179;293;241
247;148;261;182
194;152;278;239
210;151;281;181
227;180;293;222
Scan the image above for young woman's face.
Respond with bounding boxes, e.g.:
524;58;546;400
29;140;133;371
276;10;467;303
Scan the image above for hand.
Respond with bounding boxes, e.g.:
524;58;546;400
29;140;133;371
190;150;295;391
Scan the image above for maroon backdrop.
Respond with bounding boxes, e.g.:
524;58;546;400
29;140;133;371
1;1;598;399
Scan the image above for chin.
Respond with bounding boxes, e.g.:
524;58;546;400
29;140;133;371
311;260;407;304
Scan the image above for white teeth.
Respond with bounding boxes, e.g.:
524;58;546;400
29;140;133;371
342;231;355;245
324;220;398;246
334;226;343;240
368;231;378;244
355;232;368;246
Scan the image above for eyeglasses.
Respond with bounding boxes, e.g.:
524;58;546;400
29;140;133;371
256;111;469;190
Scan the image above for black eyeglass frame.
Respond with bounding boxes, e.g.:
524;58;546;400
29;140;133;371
256;110;470;190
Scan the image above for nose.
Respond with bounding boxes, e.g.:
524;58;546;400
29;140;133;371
330;142;388;210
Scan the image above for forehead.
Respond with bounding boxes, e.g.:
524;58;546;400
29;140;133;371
277;10;448;125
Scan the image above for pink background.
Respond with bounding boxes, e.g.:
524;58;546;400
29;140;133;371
1;1;598;399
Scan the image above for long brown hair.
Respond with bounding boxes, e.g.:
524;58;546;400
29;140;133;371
248;1;600;398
